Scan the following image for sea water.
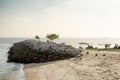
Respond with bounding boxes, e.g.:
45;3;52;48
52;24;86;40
0;38;27;80
56;38;120;48
0;38;120;80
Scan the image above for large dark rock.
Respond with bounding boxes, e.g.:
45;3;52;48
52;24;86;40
7;39;80;63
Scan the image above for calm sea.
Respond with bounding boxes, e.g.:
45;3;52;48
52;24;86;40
0;38;120;80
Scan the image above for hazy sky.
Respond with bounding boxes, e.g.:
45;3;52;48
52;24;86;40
0;0;120;38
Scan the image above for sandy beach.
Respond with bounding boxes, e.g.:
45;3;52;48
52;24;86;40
24;50;120;80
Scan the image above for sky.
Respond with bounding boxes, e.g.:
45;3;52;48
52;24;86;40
0;0;120;38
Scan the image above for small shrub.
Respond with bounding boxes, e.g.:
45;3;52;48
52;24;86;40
86;44;94;49
79;58;82;60
80;54;83;56
46;33;59;42
47;40;49;43
34;35;40;41
103;54;106;56
95;54;98;57
86;52;89;55
66;45;73;48
104;44;111;49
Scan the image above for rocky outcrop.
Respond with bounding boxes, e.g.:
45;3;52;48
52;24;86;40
7;39;80;63
114;44;120;49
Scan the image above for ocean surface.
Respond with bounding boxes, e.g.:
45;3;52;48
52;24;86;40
0;38;120;80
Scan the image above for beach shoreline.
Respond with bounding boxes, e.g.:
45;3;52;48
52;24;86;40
24;49;120;80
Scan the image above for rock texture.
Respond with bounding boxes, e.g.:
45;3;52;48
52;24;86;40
114;44;120;49
7;39;80;63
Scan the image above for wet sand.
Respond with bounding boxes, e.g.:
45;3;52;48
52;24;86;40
24;50;120;80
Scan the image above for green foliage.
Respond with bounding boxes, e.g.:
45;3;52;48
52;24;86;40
66;45;74;48
35;35;40;41
46;33;59;42
104;44;111;49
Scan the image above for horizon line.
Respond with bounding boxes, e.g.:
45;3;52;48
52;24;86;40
0;37;120;38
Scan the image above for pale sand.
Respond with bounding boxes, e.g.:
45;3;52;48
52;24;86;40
24;50;120;80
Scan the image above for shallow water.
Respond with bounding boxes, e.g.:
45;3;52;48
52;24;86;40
0;41;25;80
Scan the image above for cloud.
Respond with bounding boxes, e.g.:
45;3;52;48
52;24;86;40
43;0;120;37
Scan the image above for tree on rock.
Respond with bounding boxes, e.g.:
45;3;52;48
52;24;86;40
46;33;59;42
35;35;40;41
